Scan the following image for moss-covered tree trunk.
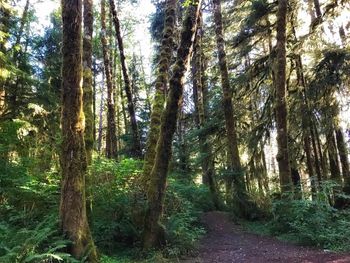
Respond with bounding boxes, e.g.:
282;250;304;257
143;0;177;185
60;0;97;260
109;0;141;157
212;0;249;215
101;0;118;159
192;15;220;209
142;1;202;249
83;0;94;164
275;0;292;193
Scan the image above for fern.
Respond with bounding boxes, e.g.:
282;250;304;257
0;216;77;263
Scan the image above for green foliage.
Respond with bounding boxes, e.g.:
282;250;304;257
270;201;350;251
0;216;76;263
89;157;145;253
246;183;350;252
0;137;64;263
163;178;208;256
88;158;207;258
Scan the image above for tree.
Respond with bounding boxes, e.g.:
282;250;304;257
101;0;118;159
143;1;202;249
212;0;249;215
0;0;11;117
192;13;220;209
275;0;292;192
59;0;98;260
143;0;177;185
109;0;142;157
83;0;94;164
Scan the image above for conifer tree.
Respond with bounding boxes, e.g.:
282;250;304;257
275;0;292;192
59;0;98;260
83;0;94;164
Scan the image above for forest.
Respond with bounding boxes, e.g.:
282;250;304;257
0;0;350;262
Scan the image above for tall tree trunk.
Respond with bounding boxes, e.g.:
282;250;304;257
0;0;11;117
310;123;322;182
291;22;318;195
97;71;105;154
101;0;118;159
92;60;97;144
142;2;201;249
275;0;292;193
335;128;350;194
212;0;249;215
143;0;176;185
327;129;341;181
192;15;220;209
314;121;327;179
83;0;94;164
60;0;97;260
327;127;342;205
177;107;190;175
260;145;270;194
109;0;141;157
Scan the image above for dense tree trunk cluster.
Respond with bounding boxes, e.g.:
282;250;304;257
2;0;350;260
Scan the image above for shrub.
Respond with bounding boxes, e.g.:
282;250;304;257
263;182;350;251
89;159;208;257
162;178;208;256
89;158;145;253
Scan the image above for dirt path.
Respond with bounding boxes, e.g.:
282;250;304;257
182;211;350;263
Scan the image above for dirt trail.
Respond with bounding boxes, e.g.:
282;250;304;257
182;211;350;263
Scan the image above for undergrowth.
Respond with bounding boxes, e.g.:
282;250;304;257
88;157;209;260
245;181;350;252
1;148;210;262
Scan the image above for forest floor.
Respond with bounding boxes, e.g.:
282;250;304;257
181;211;350;263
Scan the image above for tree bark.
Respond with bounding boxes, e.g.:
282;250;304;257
335;128;350;194
101;0;118;159
142;1;202;249
83;0;94;164
291;27;318;195
143;0;177;185
275;0;292;193
192;15;220;209
109;0;142;157
212;0;249;215
310;122;322;182
60;0;97;260
97;70;105;154
327;129;341;181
